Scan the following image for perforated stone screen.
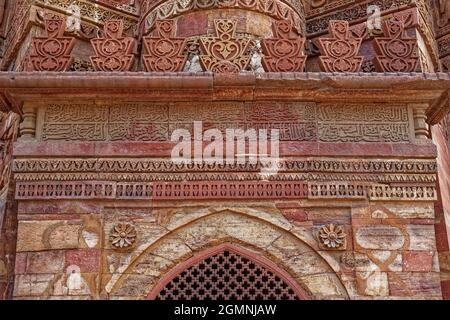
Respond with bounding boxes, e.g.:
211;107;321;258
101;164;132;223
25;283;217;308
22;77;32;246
155;250;300;300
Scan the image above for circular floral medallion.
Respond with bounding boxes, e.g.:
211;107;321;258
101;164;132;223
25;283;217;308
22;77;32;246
109;223;137;249
318;223;347;249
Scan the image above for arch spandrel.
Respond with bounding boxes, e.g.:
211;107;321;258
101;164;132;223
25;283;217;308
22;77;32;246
107;209;349;300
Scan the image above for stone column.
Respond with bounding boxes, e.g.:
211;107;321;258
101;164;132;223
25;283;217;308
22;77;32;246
19;103;37;140
411;103;430;140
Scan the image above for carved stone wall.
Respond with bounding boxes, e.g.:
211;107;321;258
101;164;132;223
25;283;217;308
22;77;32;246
0;0;448;301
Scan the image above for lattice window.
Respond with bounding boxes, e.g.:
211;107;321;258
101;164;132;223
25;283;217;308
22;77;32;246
155;250;300;300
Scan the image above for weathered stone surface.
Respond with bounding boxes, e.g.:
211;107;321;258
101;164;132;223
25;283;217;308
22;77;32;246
388;272;442;298
17;221;81;252
133;254;173;277
14;274;55;297
356;271;389;296
355;226;405;250
402;251;434;272
149;236;192;263
407;225;437;251
112;274;156;297
299;273;347;298
65;250;100;273
288;252;332;276
221;214;281;248
27;251;65;274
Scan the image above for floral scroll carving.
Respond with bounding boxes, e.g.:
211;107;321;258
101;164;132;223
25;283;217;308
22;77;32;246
109;223;137;249
318;20;363;72
373;18;418;72
318;223;347;250
90;20;136;72
30;19;75;72
143;19;187;72
199;19;251;73
261;21;307;72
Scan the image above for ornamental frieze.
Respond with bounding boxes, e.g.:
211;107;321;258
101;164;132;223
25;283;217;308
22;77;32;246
13;158;438;174
33;102;412;143
14;180;437;201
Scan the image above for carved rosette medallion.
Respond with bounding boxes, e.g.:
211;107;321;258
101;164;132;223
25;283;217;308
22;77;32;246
318;223;347;250
109;223;137;249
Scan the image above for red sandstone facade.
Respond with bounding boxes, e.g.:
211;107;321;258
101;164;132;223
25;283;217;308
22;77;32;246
0;0;449;300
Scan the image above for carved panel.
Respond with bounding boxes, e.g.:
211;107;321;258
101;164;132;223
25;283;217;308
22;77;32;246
38;102;411;143
317;104;411;143
373;18;419;72
199;20;251;73
14;180;437;201
143;19;187;72
90;20;136;72
318;20;363;72
30;18;75;72
261;21;307;72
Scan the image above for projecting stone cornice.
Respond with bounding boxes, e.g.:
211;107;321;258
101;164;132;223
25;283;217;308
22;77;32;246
0;72;449;123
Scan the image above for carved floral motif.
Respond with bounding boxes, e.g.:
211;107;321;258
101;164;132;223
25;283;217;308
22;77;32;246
261;21;307;72
373;18;419;72
318;20;363;72
318;223;347;249
109;223;137;249
90;20;136;72
30;19;75;72
199;20;251;73
143;19;187;72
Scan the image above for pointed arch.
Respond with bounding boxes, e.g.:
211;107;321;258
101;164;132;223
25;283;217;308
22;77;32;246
147;243;309;300
108;209;349;299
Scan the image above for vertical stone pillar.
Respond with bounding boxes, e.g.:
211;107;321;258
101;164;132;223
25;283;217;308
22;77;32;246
411;103;430;140
19;103;37;139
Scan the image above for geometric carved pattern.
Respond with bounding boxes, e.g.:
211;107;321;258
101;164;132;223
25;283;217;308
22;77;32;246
143;19;187;72
373;18;419;72
30;19;75;72
318;20;363;72
90;20;136;72
154;250;300;300
38;102;411;143
199;20;251;73
261;21;307;72
13;158;437;175
14;181;437;201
